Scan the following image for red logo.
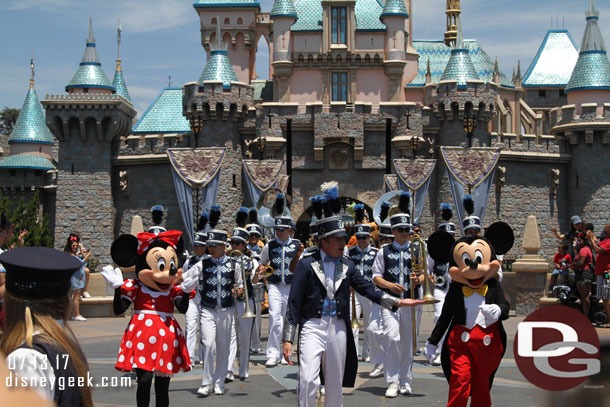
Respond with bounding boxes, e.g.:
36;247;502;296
514;305;600;391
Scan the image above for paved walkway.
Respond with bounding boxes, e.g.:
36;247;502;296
72;307;610;406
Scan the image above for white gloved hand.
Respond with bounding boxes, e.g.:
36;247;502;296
425;342;438;364
479;304;502;323
180;267;198;293
101;265;124;289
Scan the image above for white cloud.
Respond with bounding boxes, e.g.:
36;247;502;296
4;0;77;11
98;0;194;34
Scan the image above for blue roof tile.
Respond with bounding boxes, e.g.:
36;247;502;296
270;0;298;19
440;48;480;85
9;86;54;145
0;154;55;171
523;30;579;87
291;0;387;32
198;50;238;89
132;88;190;134
194;0;260;7
112;63;132;102
380;0;408;20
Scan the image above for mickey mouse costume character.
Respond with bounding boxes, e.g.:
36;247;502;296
101;230;197;407
425;222;514;407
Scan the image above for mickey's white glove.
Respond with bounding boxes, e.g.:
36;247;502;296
479;304;502;324
101;265;124;289
180;267;198;293
425;342;438;364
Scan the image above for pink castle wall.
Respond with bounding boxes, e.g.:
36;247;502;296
290;70;323;104
568;90;610;115
356;69;387;103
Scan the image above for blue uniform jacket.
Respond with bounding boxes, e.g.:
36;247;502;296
285;250;396;387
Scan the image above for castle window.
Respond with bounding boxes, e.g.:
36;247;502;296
559;89;566;97
211;18;217;25
237;18;243;25
331;72;348;102
538;89;546;99
331;7;347;45
224;18;230;25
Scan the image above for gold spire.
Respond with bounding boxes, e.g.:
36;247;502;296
29;51;35;89
116;18;122;72
444;0;461;47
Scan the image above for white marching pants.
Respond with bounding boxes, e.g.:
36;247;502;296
433;287;449;355
382;305;422;384
228;298;255;376
200;306;233;389
299;316;347;407
349;294;362;356
266;282;290;360
251;298;263;349
365;300;385;365
185;295;203;363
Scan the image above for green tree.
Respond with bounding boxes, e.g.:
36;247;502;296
0;107;20;135
2;190;53;248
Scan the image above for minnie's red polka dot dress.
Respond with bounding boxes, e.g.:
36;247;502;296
115;279;195;375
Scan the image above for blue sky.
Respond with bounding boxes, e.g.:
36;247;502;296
1;0;608;117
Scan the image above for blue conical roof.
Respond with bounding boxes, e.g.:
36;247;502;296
270;0;297;19
198;50;238;89
9;84;54;145
66;18;114;92
380;0;409;20
0;154;55;171
440;17;480;86
112;61;132;102
566;0;610;92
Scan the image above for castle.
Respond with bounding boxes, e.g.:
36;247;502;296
0;0;609;267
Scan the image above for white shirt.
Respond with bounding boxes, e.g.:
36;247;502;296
464;292;488;329
319;250;339;300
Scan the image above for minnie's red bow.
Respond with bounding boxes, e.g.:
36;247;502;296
137;230;182;255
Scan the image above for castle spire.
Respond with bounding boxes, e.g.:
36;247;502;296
425;57;432;84
112;18;132;102
566;0;610;92
29;52;35;90
66;17;114;92
270;0;298;19
199;19;237;89
493;57;501;83
445;0;461;47
440;16;479;87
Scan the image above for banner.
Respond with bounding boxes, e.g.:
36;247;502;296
439;147;501;233
242;160;286;206
393;159;436;225
384;174;398;192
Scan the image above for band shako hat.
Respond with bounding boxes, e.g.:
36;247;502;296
231;227;250;243
379;222;393;238
194;232;208;246
247;224;262;237
439;202;456;236
390;213;411;229
354;223;371;236
462;195;481;231
149;205;167;235
315;216;347;239
0;247;82;299
207;229;228;245
275;216;292;230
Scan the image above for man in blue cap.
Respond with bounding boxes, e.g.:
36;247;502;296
282;215;422;406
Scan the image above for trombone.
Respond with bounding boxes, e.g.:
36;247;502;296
351;290;361;329
409;233;439;355
229;250;256;367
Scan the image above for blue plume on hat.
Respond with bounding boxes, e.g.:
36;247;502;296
379;200;390;222
310;195;324;220
236;206;249;228
354;203;365;223
197;210;209;231
210;205;221;229
441;203;453;221
321;181;341;215
273;193;285;216
151;205;164;226
398;191;411;214
463;195;474;215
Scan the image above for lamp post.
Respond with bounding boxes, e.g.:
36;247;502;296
257;136;266;159
189;116;203;147
463;113;477;148
410;134;419;159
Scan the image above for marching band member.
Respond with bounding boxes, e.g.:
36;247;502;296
282;215;423;407
227;226;259;380
348;223;385;377
378;222;394;246
184;231;208;365
191;226;243;397
372;192;424;398
246;223;265;353
258;214;301;367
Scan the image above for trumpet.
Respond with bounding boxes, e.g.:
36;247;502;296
261;264;275;278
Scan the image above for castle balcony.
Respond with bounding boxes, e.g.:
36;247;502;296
549;103;610;144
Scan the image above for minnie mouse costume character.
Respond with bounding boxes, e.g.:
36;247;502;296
101;230;198;407
425;222;514;407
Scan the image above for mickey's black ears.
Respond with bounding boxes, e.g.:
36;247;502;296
427;230;456;264
485;222;514;255
111;234;139;267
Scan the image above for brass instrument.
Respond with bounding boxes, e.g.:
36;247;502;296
350;290;362;329
409;233;439;355
229;250;256;367
229;249;256;319
261;264;275;278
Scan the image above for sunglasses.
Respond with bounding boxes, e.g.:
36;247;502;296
356;236;369;240
394;227;410;233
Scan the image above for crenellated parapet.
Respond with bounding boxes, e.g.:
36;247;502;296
549;103;610;144
426;80;497;122
183;81;255;122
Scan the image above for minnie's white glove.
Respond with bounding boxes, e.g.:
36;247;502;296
425;342;438;364
479;304;502;324
101;265;124;289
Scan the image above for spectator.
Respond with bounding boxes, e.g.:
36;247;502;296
552;215;584;256
63;233;90;321
0;247;94;406
589;224;610;328
550;242;572;292
571;232;594;319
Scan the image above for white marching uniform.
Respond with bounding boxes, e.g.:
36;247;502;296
228;257;259;377
184;254;205;363
372;241;422;386
247;243;264;351
428;255;451;357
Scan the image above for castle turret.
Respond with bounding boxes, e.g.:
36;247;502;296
42;19;136;264
565;0;610;114
444;0;461;47
112;19;132;102
380;0;409;101
271;0;297;102
66;17;115;94
439;20;480;87
198;24;239;90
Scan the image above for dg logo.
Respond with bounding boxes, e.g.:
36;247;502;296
401;217;407;223
514;305;600;391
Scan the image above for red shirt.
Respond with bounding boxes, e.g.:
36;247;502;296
594;238;610;276
553;252;572;265
573;246;593;271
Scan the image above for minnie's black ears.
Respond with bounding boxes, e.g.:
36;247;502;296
111;234;139;267
485;222;514;256
427;230;456;264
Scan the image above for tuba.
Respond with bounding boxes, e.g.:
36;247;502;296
256;187;292;228
373;190;409;225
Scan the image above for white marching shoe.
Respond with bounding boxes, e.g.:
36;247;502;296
265;357;279;367
385;382;399;398
213;384;224;395
432;354;442;366
197;385;210;396
399;382;412;395
369;363;384;378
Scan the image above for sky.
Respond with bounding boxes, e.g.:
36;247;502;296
0;0;608;117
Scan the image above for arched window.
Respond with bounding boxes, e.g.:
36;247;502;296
224;18;230;25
